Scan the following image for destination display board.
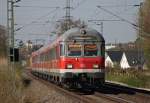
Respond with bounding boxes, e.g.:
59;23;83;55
84;44;98;56
68;44;81;51
68;44;81;56
84;44;97;51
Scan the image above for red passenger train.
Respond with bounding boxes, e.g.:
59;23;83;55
30;27;105;88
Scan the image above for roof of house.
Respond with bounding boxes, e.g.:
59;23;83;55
106;51;123;62
124;51;145;66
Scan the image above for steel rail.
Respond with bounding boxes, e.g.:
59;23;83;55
94;92;135;103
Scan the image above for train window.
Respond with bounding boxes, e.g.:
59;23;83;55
101;43;105;57
41;55;43;61
38;55;40;62
45;53;48;61
39;55;41;61
32;57;35;63
60;44;64;56
49;49;51;60
84;44;98;56
68;44;81;56
49;47;56;60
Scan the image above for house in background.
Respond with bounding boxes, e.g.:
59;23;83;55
105;51;123;68
120;51;145;69
105;44;116;50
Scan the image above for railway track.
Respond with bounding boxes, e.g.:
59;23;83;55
105;82;150;95
26;70;94;103
98;82;150;103
25;69;150;103
94;92;135;103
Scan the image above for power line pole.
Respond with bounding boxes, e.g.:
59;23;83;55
97;4;144;69
65;0;72;31
7;0;21;94
7;0;15;94
88;19;121;35
7;0;15;50
96;22;103;35
7;0;21;62
95;22;103;35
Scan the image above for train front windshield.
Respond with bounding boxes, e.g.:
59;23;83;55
67;43;99;57
84;44;98;56
66;35;103;57
68;44;82;56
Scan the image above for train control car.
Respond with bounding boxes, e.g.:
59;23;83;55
30;27;105;88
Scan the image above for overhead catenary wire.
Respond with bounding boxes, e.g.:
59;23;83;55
88;4;141;22
88;19;121;22
15;22;53;26
15;0;88;32
15;7;60;31
97;5;150;38
19;0;59;1
16;33;52;35
14;5;60;9
97;4;141;8
97;6;138;27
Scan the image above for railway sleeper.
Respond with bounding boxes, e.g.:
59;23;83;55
31;71;104;93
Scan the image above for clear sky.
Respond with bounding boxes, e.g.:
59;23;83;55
0;0;143;44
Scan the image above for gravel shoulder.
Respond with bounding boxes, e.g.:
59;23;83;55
22;73;81;103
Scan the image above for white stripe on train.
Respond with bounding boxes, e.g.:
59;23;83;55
32;68;105;73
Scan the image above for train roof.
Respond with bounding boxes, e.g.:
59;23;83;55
60;27;105;42
32;27;105;56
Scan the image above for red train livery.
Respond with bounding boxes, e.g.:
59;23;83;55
30;27;105;88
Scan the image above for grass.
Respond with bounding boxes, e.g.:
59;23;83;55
0;60;24;103
106;68;150;88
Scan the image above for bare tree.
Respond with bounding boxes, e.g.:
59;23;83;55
0;25;7;57
55;19;87;36
138;0;150;68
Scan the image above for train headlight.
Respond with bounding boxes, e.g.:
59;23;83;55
93;64;99;69
67;64;73;69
